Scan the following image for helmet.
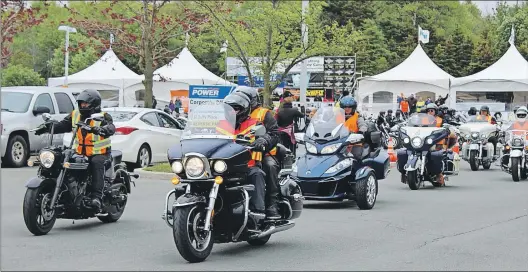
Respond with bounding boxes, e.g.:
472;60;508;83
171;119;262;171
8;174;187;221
223;92;251;126
480;105;490;115
516;106;528;119
379;110;385;116
233;86;260;109
339;96;357;114
387;109;393;114
425;103;437;113
514;106;521;114
76;89;102;117
468;107;477;116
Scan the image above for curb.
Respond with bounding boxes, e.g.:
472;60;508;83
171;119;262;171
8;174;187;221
133;168;174;180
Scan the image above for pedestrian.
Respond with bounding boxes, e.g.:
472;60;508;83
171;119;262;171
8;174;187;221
169;100;175;113
416;96;425;112
152;95;157;109
425;97;432;105
408;94;417;113
400;97;410;117
174;98;182;114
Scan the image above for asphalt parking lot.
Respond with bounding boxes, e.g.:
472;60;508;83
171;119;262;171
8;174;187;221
1;161;527;271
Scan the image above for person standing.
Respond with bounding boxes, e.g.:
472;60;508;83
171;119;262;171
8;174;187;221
408;94;417;113
416;97;425;113
152;95;157;109
400;97;410;117
174;98;182;114
169;100;175;113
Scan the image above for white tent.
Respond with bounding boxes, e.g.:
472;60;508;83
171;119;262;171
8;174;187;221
451;44;528;93
124;47;234;106
358;44;454;109
48;49;142;106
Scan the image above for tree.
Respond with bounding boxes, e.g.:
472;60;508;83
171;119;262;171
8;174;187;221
1;64;46;86
198;0;350;106
1;0;48;68
353;19;394;76
67;0;208;108
48;44;99;77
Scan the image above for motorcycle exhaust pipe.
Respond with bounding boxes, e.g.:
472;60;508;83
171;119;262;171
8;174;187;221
250;220;295;240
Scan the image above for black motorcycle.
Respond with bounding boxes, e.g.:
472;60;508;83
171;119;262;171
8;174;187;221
23;113;139;236
396;113;458;190
162;104;303;263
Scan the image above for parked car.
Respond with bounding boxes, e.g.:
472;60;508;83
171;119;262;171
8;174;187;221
63;107;184;169
1;86;82;167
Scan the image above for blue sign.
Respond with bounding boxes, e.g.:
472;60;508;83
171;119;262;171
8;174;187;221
189;85;235;99
237;75;285;88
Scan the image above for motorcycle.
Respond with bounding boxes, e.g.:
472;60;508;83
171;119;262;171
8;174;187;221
162;104;303;263
459;116;501;171
23;113;138;236
500;129;528;182
396;113;459;190
292;106;389;210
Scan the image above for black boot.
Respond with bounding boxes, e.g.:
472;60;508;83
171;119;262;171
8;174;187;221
90;197;102;210
266;194;281;220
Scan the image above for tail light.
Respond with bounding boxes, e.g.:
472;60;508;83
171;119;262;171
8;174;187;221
115;126;138;135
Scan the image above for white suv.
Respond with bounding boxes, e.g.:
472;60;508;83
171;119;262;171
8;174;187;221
1;86;82;167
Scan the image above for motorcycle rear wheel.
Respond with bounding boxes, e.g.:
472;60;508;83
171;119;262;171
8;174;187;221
173;205;214;263
98;183;128;223
23;185;57;236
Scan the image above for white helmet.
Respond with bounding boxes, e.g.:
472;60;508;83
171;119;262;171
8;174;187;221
515;106;528;119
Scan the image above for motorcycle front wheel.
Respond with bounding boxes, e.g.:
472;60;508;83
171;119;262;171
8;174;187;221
23;184;57;236
173;205;214;263
407;170;420;190
511;157;520;182
469;150;479;171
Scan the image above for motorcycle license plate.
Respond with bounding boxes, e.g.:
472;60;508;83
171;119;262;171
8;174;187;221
469;144;480;150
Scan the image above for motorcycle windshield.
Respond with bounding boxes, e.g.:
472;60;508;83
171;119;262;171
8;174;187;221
182;103;236;140
305;106;348;141
407;113;438;127
466;116;489;123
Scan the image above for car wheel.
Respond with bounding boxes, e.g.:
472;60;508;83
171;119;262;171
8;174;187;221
5;135;29;168
136;144;151;168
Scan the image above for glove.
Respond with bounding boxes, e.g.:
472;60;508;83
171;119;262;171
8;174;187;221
251;138;267;152
91;126;104;136
34;124;49;136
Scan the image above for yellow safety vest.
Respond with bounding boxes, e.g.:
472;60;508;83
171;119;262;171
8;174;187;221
250;107;277;156
71;110;111;156
416;101;425;112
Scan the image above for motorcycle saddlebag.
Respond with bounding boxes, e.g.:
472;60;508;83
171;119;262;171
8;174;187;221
444;151;455;172
396;148;408;174
428;151;443;175
369;131;382;146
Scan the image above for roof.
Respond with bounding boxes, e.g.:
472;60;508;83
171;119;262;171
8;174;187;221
1;86;84;94
67;49;140;80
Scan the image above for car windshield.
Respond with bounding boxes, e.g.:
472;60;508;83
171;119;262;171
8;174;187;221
306;106;348;140
182;103;236;140
407;113;438;127
467;116;489;123
1;92;33;113
107;111;137;122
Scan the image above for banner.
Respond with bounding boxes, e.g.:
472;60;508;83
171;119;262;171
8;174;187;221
188;85;236;114
237;75;285;88
418;26;430;44
323;56;356;91
170;90;189;113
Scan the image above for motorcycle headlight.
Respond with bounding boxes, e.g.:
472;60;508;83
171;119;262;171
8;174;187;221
213;160;227;173
426;138;433;145
185;157;205;177
321;143;341;154
513;138;523;147
411;137;423;148
481;133;488;139
403;137;410;144
171;161;183;174
306;142;317;154
471;133;479;139
325;158;353;174
39;151;55;168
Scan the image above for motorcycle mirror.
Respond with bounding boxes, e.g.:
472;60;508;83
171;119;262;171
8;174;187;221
90;113;104;121
251;125;266;137
41;113;51;121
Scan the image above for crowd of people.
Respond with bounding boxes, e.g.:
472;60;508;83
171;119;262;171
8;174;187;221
397;93;449;117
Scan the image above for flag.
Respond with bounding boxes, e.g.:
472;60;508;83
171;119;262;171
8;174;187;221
110;33;114;44
220;40;228;53
508;25;515;45
418;26;430;44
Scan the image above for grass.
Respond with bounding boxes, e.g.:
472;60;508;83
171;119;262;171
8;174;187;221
143;163;172;173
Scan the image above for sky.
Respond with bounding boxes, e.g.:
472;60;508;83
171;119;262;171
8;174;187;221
469;0;525;15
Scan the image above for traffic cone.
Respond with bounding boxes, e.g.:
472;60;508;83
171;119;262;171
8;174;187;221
387;137;397;163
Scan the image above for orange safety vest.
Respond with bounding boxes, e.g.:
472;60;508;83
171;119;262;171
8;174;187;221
250;107;277;156
435;116;443;128
511;121;528;139
400;101;409;113
216;118;262;167
71;110;111;156
343;112;359;133
476;115;492;123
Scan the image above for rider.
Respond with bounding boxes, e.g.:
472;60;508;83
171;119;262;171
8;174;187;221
468;107;477;116
386;109;395;127
476;106;497;124
339;96;368;134
502;106;528;166
233;87;281;220
34;90;115;210
217;93;267;215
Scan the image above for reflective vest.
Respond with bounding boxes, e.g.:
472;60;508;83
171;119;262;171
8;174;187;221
71;110;111;156
250;107;277;156
216;118;262;167
416;101;425;112
435;116;443;128
343;112;359;133
476;115;492;123
400;101;409;112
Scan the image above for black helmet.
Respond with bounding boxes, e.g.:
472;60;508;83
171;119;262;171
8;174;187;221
76;89;101;117
233;86;260;109
480;105;490;115
379;110;386;116
223;92;251;126
468;107;477;115
387;109;393;114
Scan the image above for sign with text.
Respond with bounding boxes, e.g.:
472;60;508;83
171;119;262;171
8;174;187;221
323;56;356;90
188;85;236;115
237;75;285;88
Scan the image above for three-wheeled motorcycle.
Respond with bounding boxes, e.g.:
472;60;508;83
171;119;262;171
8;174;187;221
292;106;389;210
459;116;501;170
162;104;303;263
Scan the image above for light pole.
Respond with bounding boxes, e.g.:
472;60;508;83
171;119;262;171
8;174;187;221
58;25;77;87
299;0;309;107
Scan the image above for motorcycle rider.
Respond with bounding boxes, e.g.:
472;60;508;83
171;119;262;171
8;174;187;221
476;106;497;124
217;93;267;215
468;107;477;116
233;87;281;220
386;109;395;127
502;106;528;166
34;89;115;210
339;96;368;134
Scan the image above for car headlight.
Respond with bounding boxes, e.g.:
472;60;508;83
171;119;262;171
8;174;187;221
426;138;433;145
325;158;352;174
39;151;55;168
321;143;341;154
513;137;523;146
403;137;410;144
471;133;479;139
213;160;227;173
171;161;183;174
306;142;317;154
185;157;205;177
411;137;423;148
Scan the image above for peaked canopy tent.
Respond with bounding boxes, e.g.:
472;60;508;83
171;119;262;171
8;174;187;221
451;44;528;110
357;44;454;111
124;47;235;107
48;49;142;107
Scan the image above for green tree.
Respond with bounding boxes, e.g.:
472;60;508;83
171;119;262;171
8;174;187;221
1;64;46;86
353;19;394;76
48;45;99;77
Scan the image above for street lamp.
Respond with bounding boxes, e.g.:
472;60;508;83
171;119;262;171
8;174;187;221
58;25;77;87
299;0;309;107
